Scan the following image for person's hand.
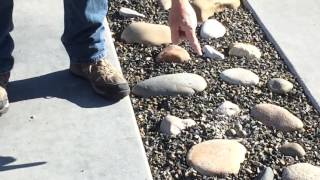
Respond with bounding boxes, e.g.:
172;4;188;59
169;0;202;55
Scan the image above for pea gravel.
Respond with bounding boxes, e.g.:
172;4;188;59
107;0;320;179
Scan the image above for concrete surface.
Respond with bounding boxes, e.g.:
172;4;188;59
243;0;320;112
0;0;152;179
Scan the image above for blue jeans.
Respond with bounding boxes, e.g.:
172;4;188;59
0;0;108;73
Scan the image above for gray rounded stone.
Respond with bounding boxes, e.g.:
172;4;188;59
119;7;145;18
268;78;293;94
251;104;304;132
214;101;241;116
282;163;320;180
132;73;207;97
187;139;247;176
255;167;274;180
220;68;259;85
279;142;306;157
203;45;225;60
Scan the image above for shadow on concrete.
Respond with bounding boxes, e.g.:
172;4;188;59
8;70;115;108
0;156;46;172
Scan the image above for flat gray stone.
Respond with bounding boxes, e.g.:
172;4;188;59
0;0;152;179
243;0;320;112
268;78;293;94
255;167;274;180
282;163;320;180
132;73;207;97
251;103;304;132
119;7;145;18
220;68;259;85
203;45;225;60
279;142;306;157
214;101;241;116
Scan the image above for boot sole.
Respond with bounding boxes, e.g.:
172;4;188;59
0;99;9;115
69;69;130;100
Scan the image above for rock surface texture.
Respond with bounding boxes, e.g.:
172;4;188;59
132;73;207;97
215;101;240;116
200;19;226;39
203;45;225;60
255;167;274;180
121;22;171;45
160;115;196;135
251;104;304;131
157;45;191;63
220;68;259;85
192;0;241;22
279;142;306;157
187;139;246;176
268;78;294;94
229;43;261;59
119;7;145;18
282;163;320;180
159;0;172;10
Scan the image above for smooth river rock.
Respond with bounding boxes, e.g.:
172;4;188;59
229;43;261;59
160;115;196;135
192;0;241;22
121;22;171;45
187;139;246;176
282;163;320;180
220;68;259;85
268;78;294;94
119;7;145;18
200;19;226;39
157;45;191;63
279;142;306;157
132;73;207;97
203;45;225;60
159;0;172;10
251;104;304;132
215;101;241;116
255;167;274;180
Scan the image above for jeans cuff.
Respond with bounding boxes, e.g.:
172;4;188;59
69;51;107;64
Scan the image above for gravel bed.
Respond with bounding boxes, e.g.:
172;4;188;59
108;0;320;179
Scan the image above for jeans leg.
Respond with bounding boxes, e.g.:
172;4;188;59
0;0;14;73
62;0;108;63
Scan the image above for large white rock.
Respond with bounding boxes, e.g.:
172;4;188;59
160;115;196;135
282;163;320;180
187;139;247;176
200;19;226;39
220;68;259;85
203;45;225;60
229;43;261;59
119;7;145;18
215;101;241;116
132;73;207;97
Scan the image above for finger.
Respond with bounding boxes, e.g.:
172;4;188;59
170;26;181;44
185;30;202;55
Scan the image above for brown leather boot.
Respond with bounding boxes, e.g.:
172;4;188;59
70;59;130;100
0;72;10;115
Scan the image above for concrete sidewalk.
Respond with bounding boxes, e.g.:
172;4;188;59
0;0;152;179
243;0;320;112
